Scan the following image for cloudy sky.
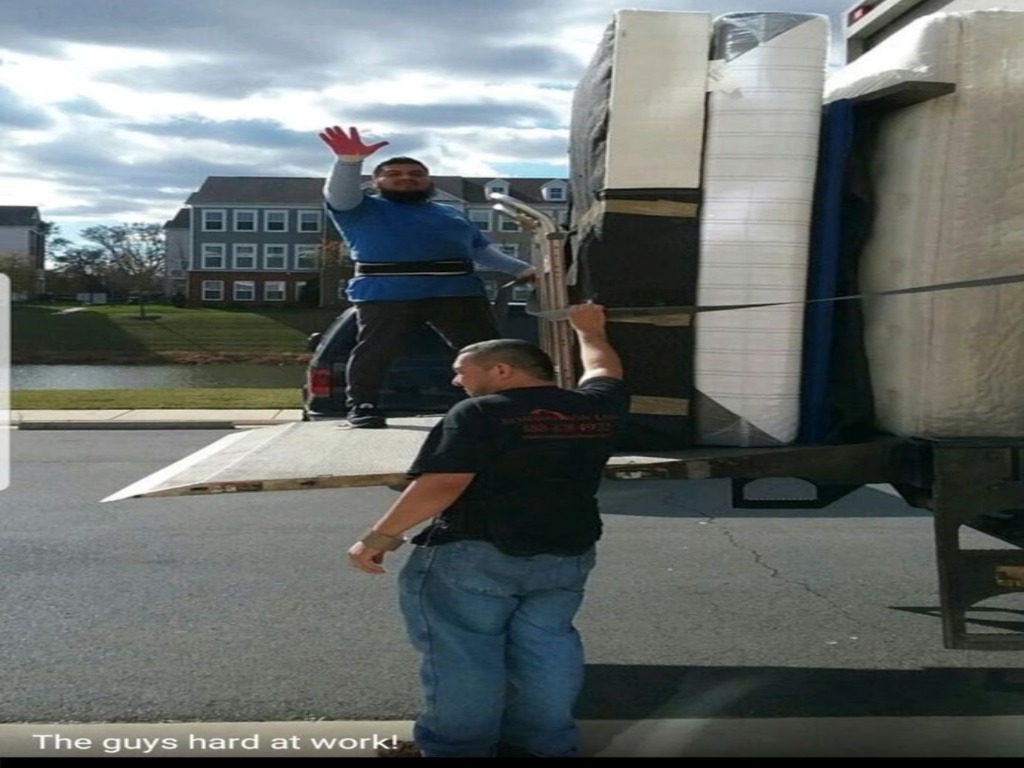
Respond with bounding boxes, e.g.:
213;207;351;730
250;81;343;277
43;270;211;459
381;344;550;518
1;0;854;241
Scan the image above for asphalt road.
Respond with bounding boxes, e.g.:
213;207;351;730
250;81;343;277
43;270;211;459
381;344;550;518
3;429;1024;756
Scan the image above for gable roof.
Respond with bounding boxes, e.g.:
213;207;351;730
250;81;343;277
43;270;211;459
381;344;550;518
432;177;553;204
164;208;191;229
0;206;41;227
185;177;325;206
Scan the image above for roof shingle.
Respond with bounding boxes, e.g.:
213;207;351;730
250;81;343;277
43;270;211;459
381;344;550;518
0;206;41;227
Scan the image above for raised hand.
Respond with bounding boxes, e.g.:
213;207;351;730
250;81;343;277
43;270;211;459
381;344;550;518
318;126;390;160
567;301;607;334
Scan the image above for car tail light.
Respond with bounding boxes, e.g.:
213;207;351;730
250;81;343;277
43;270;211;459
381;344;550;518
307;366;333;398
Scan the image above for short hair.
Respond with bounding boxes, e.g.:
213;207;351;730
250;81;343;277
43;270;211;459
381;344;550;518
458;338;555;381
372;156;429;176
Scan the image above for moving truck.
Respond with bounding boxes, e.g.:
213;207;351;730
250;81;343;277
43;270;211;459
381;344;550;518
110;0;1024;650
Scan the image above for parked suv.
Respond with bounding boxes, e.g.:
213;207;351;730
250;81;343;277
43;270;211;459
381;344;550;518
302;292;539;420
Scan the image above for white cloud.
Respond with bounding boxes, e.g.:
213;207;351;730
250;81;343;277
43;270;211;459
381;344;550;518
0;0;854;239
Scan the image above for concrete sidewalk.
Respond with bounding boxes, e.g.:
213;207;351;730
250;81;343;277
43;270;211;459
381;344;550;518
9;409;305;429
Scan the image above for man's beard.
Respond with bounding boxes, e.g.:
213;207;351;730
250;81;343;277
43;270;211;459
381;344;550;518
378;184;435;204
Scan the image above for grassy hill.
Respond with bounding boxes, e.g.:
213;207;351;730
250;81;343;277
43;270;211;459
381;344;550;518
12;303;340;364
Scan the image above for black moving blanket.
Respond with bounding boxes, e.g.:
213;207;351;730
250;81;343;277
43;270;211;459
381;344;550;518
568;10;710;450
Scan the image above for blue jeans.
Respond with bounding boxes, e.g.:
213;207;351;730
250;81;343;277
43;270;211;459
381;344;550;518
398;540;597;758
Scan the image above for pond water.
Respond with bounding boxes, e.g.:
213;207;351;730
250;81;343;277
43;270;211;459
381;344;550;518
12;364;306;390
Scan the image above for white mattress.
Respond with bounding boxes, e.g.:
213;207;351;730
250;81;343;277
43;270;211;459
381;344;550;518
826;11;1024;438
695;13;830;446
604;10;711;190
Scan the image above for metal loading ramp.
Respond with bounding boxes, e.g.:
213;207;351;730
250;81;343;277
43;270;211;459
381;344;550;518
97;417;705;502
101;417;897;503
102;418;442;501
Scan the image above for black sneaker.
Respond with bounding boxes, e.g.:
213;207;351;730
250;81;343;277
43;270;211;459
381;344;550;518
346;403;387;429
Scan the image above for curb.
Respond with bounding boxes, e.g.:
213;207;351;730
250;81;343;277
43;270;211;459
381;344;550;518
15;421;243;430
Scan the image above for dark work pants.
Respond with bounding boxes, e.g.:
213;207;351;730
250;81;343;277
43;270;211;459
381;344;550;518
346;296;500;407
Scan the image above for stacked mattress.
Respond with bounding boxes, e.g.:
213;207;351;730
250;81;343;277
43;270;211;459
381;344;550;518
825;11;1024;438
569;9;711;450
695;13;829;446
569;10;829;448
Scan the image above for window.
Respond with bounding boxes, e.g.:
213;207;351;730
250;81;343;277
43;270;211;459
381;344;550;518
201;280;224;300
234;209;257;231
201;210;226;231
295;281;307;301
499;217;520;232
468;209;491;232
263;244;287;270
496;243;519;258
486;180;509;197
542;184;566;202
233;244;257;269
264;210;288;232
233;280;256;301
200;243;225;269
512;284;532;302
482;279;498;301
295;244;318;271
298;210;322;233
264;281;286;301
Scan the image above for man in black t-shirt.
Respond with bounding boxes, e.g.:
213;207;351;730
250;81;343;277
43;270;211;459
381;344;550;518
347;303;627;758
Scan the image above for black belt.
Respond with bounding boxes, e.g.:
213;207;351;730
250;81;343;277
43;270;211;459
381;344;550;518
355;259;472;276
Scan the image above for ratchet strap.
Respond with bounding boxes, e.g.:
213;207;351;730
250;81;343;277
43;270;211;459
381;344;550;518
528;271;1024;326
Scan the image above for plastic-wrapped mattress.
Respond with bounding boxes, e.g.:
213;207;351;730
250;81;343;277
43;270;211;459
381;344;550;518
569;9;711;449
825;11;1024;438
695;12;830;446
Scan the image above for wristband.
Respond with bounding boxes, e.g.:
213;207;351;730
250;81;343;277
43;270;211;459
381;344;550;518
359;529;407;551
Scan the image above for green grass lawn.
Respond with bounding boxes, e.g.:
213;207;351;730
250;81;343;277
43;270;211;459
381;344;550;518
12;303;339;363
11;389;302;409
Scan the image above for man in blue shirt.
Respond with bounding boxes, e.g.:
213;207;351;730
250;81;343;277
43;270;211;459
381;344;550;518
319;125;535;428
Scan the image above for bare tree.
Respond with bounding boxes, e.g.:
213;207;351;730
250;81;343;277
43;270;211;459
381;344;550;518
79;223;166;294
44;223;104;294
0;252;38;296
49;245;110;293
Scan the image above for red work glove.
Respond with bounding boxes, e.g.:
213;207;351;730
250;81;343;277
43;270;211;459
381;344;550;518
318;125;390;161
